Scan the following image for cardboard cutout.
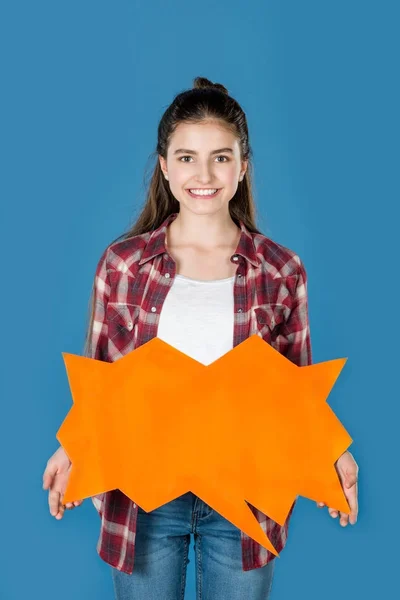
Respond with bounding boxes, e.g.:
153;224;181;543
57;334;352;556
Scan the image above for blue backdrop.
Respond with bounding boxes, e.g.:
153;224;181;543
1;1;398;598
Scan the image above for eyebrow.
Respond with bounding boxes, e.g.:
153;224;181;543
173;147;234;156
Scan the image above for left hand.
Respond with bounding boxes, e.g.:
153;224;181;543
316;450;359;526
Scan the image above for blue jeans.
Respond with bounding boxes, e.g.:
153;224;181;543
111;492;275;600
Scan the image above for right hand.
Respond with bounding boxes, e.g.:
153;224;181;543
42;445;84;519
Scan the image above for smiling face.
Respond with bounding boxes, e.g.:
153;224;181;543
159;120;247;217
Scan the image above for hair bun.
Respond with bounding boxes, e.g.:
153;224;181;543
193;76;229;95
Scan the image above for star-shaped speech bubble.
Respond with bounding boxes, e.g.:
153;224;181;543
57;334;352;556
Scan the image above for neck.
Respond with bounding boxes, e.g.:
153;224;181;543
168;210;240;250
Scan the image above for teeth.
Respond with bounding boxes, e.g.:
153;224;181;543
189;189;218;195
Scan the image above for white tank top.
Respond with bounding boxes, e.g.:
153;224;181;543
157;273;235;366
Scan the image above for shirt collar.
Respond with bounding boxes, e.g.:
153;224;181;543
139;212;260;268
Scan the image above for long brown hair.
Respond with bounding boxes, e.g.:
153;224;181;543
83;76;262;356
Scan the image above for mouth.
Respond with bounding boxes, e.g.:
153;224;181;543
185;188;221;199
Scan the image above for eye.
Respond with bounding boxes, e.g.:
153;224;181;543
179;155;229;163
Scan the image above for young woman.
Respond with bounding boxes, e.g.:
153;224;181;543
43;76;359;600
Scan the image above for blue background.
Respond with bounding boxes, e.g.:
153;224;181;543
1;1;398;598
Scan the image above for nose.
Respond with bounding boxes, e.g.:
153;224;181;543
195;163;214;185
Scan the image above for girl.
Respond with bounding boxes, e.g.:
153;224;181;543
43;76;358;600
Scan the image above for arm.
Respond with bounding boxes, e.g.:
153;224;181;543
44;248;111;519
83;246;111;362
274;257;312;507
85;247;111;514
275;257;312;367
278;259;358;525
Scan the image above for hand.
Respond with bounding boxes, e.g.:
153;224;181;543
316;450;359;526
42;445;84;519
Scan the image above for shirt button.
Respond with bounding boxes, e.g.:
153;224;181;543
237;273;242;278
151;306;157;313
127;321;133;330
232;255;239;261
237;308;243;313
164;273;170;278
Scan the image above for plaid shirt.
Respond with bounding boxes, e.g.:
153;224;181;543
86;211;312;574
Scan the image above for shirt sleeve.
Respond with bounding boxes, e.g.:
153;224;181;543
83;247;111;516
275;257;312;367
83;246;111;362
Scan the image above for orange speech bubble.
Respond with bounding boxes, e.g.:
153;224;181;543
57;334;352;557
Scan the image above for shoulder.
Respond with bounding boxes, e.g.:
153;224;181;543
251;230;307;280
96;231;152;276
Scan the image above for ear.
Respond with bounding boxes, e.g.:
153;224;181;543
159;155;167;177
241;159;248;179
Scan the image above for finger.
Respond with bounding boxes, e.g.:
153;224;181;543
43;470;55;490
339;511;350;527
43;458;59;488
49;489;61;516
349;505;358;524
328;507;338;518
56;492;67;518
347;486;358;524
342;471;359;523
65;499;84;509
316;502;325;508
55;503;66;519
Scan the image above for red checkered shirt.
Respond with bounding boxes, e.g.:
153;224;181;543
86;211;312;573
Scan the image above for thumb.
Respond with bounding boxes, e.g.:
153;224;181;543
345;471;358;488
42;464;58;490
